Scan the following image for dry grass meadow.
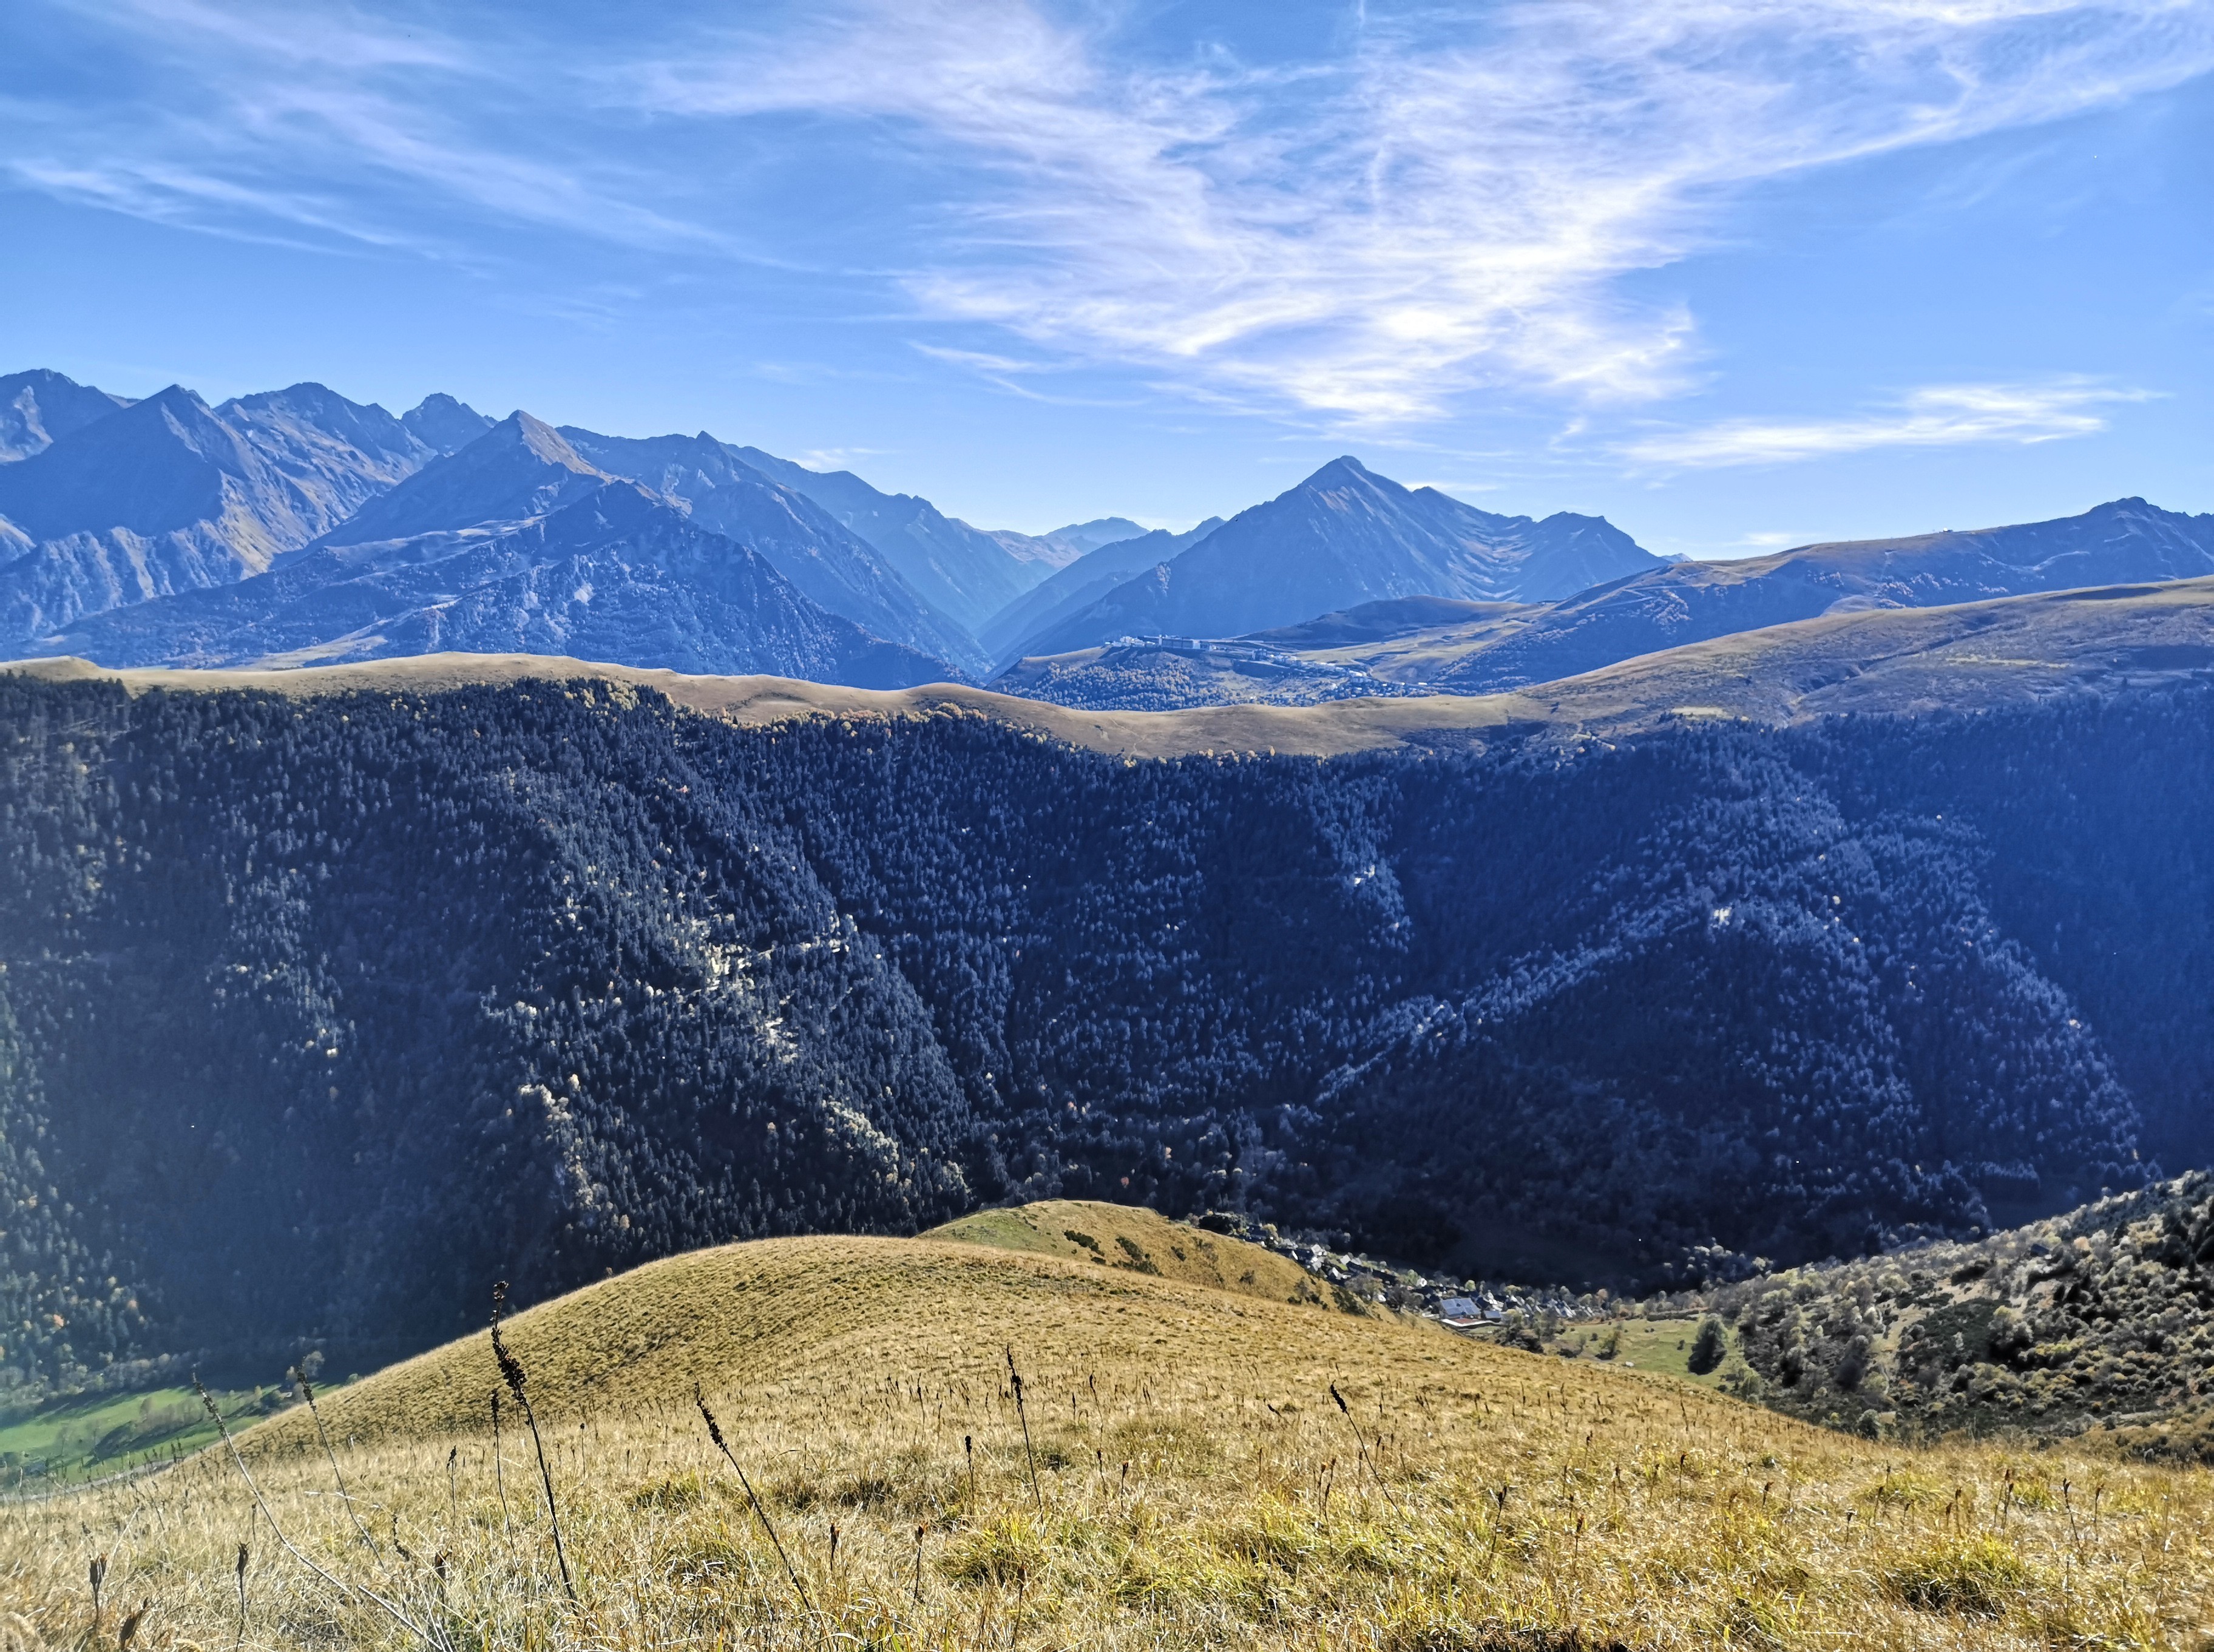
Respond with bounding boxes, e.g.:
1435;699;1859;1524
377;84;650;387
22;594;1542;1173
2;1210;2207;1651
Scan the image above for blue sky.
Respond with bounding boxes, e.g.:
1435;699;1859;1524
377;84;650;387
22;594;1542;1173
2;1;2210;556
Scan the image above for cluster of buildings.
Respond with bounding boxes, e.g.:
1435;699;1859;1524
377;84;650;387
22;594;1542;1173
1233;1219;1594;1332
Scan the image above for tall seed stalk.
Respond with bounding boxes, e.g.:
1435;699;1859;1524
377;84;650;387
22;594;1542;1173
489;1391;511;1533
192;1377;444;1650
1330;1382;1403;1512
1006;1347;1042;1513
294;1368;383;1567
489;1282;574;1600
693;1386;811;1614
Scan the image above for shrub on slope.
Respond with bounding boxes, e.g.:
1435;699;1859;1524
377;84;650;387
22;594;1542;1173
1704;1172;2214;1443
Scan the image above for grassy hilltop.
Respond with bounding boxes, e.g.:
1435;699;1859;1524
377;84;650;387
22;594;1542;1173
920;1197;1344;1309
3;1205;2207;1651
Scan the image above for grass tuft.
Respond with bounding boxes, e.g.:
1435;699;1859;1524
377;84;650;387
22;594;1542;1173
1883;1534;2037;1616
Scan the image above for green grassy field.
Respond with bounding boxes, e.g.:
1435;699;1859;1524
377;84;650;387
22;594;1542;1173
0;1385;277;1489
1547;1316;1745;1387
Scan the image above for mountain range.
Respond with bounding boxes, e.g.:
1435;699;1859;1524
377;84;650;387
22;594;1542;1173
13;365;2214;721
0;367;1690;693
0;382;465;643
0;370;1165;687
1003;497;2214;710
35;478;952;686
1420;495;2214;694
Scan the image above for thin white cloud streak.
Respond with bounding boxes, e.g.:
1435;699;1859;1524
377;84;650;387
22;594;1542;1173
1620;380;2158;467
632;0;2214;422
7;0;722;256
10;0;2214;427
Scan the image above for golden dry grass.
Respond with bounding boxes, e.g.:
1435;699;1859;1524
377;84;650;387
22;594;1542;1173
921;1199;1332;1309
2;1225;2208;1651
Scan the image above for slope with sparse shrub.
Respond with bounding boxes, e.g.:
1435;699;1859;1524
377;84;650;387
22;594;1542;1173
1693;1172;2214;1448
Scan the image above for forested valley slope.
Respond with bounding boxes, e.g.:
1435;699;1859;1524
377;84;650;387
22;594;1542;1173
1;646;2206;1393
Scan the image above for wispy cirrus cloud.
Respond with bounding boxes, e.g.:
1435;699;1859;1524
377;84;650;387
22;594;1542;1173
7;0;2213;429
1620;379;2159;468
628;0;2214;421
3;0;721;259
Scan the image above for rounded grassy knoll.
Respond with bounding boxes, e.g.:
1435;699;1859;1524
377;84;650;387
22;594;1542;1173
920;1197;1335;1307
2;1217;2206;1650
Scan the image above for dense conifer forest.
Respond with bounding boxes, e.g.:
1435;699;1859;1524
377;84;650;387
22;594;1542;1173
0;669;2205;1391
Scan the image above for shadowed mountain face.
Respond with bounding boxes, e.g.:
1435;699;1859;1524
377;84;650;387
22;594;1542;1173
981;518;1226;665
1426;496;2214;692
0;386;367;640
400;391;495;454
1018;457;1659;658
218;383;448;529
31;482;954;686
0;368;132;462
728;445;1074;637
562;430;985;674
0;390;976;685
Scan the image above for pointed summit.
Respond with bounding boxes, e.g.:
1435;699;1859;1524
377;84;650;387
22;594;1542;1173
320;411;612;547
1304;455;1382;487
0;384;277;544
401;392;495;455
1013;458;1656;658
510;409;594;469
0;368;132;462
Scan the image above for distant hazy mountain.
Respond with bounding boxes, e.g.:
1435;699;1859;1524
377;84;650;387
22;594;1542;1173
0;385;361;641
0;368;132;462
1425;496;2214;692
726;445;1075;637
981;518;1225;664
217;382;449;530
401;391;496;454
563;431;986;674
1027;518;1147;558
1015;457;1657;660
30;482;955;688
